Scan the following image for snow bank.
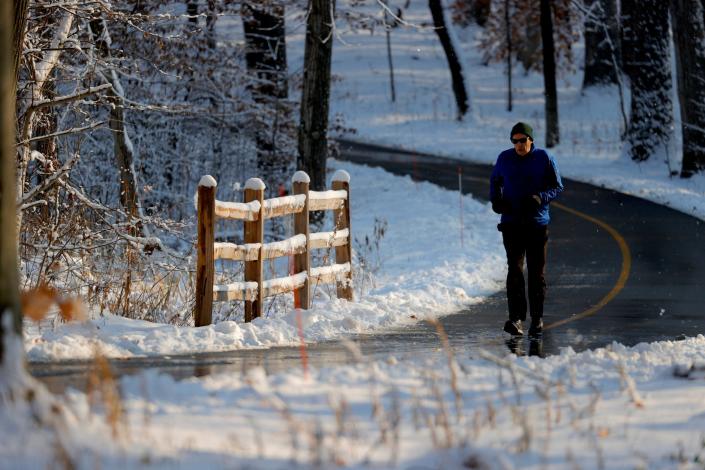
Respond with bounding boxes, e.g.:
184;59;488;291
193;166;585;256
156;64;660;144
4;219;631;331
6;334;705;468
24;161;504;361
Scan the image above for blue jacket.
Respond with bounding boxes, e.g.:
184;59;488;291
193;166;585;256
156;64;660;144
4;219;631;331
489;145;563;226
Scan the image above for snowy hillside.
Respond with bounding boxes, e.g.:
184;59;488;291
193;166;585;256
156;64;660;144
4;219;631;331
312;1;705;220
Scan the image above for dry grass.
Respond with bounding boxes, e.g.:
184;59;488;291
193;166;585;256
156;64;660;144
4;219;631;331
86;347;126;439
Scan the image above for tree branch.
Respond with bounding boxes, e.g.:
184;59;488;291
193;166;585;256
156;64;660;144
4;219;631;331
18;120;106;145
20;152;81;208
30;83;113;111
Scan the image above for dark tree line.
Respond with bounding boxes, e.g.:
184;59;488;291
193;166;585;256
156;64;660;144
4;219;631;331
621;0;674;163
471;0;705;175
580;0;705;175
582;0;620;88
620;0;705;176
671;0;705;177
540;0;559;147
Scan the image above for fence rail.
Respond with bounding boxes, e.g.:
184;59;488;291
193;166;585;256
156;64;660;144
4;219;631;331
194;170;353;326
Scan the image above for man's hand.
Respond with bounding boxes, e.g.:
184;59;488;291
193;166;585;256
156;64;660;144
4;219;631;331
520;195;542;213
492;198;511;214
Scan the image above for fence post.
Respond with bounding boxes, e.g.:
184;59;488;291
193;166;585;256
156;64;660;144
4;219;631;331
332;170;353;301
244;177;265;322
195;175;216;326
292;171;311;309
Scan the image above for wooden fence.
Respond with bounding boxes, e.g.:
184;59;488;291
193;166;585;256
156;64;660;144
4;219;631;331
194;170;352;326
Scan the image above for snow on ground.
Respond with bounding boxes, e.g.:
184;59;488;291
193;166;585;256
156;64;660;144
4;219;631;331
5;333;705;468
24;160;504;361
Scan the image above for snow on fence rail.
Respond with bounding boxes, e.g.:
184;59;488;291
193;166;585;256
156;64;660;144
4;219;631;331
194;171;353;326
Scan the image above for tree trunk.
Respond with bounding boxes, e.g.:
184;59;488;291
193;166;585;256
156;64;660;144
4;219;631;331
383;0;396;103
429;0;469;120
622;0;673;161
187;0;199;24
33;78;58;222
243;1;290;192
12;0;29;86
90;18;146;231
671;0;705;177
108;87;142;225
242;2;288;101
298;0;334;191
505;0;512;112
1;0;26;365
582;0;620;88
206;0;217;49
540;0;559;147
16;8;73;219
471;0;491;26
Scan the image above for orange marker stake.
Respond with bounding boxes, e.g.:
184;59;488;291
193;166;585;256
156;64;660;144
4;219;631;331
458;165;464;249
296;308;309;379
413;154;419;186
290;251;308;379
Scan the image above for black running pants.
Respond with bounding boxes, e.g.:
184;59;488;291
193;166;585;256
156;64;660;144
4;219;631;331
500;224;549;322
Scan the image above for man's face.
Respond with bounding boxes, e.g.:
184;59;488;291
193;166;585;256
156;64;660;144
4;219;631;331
511;133;532;156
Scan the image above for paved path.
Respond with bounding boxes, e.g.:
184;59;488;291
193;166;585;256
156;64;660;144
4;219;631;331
32;139;705;391
336;139;705;355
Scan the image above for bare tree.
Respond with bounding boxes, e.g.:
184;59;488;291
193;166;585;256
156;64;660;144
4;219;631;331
540;0;559;147
13;0;29;85
187;0;198;24
582;0;620;89
2;1;278;326
383;0;397;102
298;0;335;191
671;0;705;177
242;0;292;193
429;0;469;120
504;0;512;111
478;0;578;80
622;0;673;162
89;16;147;234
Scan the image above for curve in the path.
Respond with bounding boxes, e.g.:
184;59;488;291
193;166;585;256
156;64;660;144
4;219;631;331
545;201;631;331
336;138;705;354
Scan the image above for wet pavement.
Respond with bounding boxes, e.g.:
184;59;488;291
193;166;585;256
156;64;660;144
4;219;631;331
31;139;705;393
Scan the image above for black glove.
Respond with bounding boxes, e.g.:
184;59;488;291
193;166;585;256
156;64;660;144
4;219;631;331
520;195;542;213
491;198;511;214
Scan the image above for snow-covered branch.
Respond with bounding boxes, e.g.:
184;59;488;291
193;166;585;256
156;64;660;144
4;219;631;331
20;152;81;209
29;84;113;111
20;120;106;145
33;8;75;90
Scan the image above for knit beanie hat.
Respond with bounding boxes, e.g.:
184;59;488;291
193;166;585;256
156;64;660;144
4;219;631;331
510;122;534;140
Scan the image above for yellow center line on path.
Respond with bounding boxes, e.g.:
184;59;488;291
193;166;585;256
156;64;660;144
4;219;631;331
544;201;632;331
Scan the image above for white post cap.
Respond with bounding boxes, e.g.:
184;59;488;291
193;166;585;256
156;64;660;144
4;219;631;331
292;171;310;184
198;175;217;188
244;177;266;190
332;169;350;183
